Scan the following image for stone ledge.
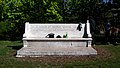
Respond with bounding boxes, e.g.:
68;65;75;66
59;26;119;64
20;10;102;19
23;38;92;41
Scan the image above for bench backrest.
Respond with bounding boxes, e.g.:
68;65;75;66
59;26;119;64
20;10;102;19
24;22;91;38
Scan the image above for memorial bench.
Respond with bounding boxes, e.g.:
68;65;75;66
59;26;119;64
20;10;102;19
16;21;97;57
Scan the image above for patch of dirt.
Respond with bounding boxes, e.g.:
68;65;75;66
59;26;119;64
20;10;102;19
15;46;112;63
93;46;112;59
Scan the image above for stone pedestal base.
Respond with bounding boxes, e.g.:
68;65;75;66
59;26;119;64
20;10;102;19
16;46;97;57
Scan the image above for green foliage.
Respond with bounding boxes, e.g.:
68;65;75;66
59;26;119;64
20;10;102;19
64;0;99;22
2;0;35;22
0;0;35;40
0;0;119;40
45;1;63;22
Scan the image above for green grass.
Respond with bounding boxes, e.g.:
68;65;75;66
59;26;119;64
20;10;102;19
0;41;120;68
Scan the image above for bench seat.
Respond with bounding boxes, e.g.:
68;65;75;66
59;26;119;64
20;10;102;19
23;38;92;41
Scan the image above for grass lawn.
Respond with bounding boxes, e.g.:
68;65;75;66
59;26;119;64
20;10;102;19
0;41;120;68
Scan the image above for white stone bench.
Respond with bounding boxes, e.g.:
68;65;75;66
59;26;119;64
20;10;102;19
16;21;97;57
23;21;92;47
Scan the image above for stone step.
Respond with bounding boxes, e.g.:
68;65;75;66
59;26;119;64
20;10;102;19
16;46;97;57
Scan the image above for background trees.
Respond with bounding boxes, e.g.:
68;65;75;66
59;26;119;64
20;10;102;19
0;0;119;40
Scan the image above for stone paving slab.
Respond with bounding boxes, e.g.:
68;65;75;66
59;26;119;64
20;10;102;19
16;46;97;57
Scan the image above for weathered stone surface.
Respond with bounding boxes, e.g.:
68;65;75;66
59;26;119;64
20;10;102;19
16;47;97;57
28;24;85;38
23;38;92;47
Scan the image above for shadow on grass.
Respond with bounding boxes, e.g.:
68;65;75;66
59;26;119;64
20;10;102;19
7;45;23;56
7;45;23;50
